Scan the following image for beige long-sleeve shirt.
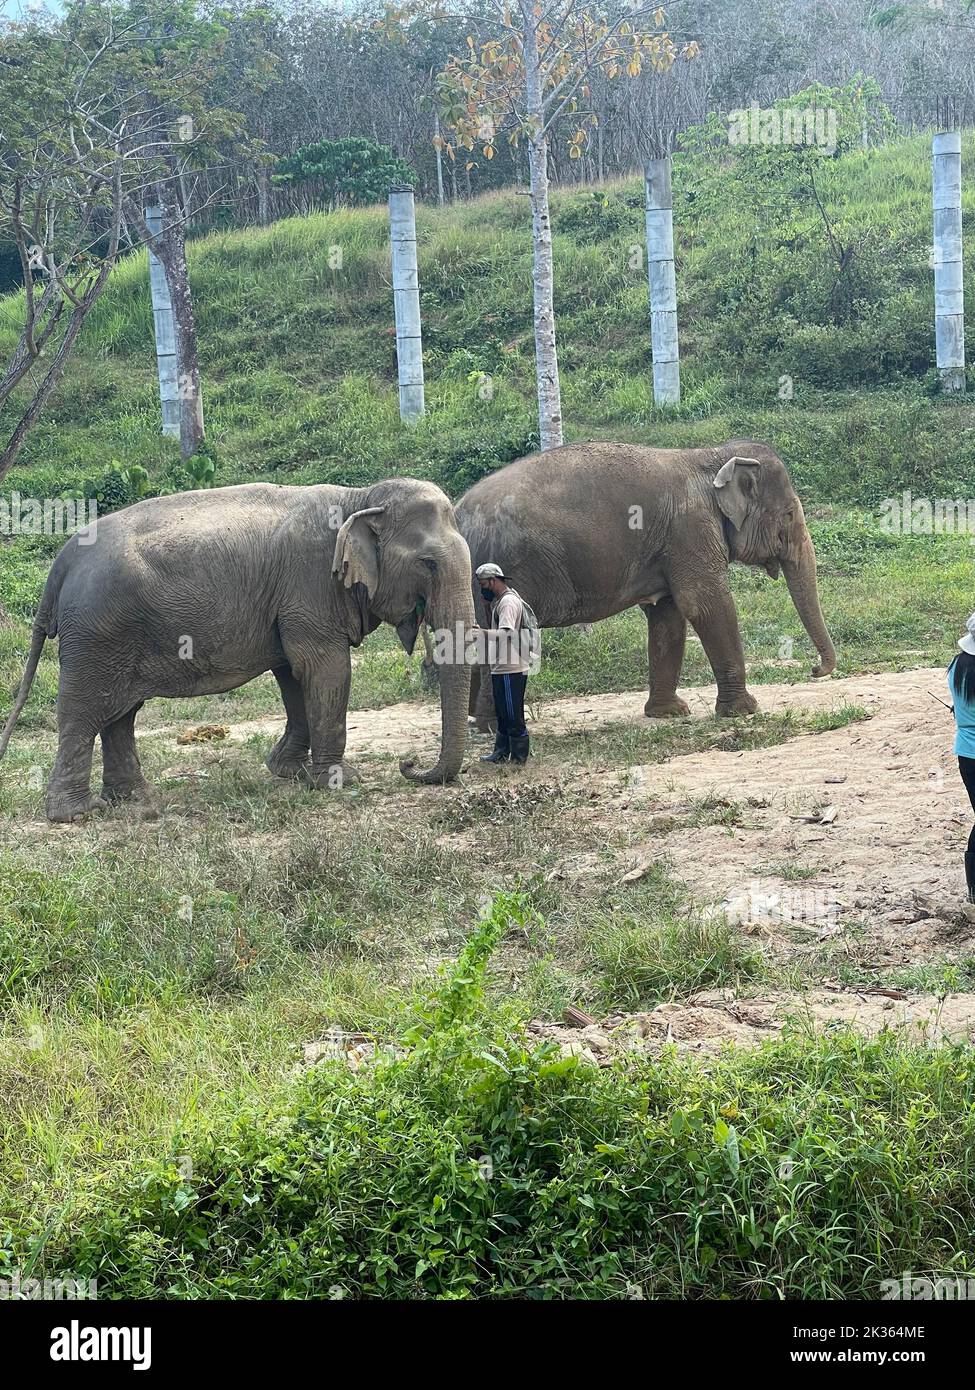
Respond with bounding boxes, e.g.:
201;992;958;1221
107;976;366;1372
485;589;529;675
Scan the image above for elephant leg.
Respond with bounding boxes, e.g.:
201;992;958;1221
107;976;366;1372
642;599;690;717
472;661;496;733
266;665;311;779
100;704;152;803
673;579;758;717
294;646;358;790
46;710;104;823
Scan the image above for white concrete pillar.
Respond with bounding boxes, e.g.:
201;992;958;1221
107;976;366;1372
389;186;425;423
644;156;680;405
146;206;180;437
932;130;965;394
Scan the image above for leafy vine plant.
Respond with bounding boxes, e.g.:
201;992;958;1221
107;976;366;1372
379;2;699;451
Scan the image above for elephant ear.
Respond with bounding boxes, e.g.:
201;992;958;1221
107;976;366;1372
710;455;761;531
331;507;385;597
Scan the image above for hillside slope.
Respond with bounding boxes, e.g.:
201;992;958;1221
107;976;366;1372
1;131;974;516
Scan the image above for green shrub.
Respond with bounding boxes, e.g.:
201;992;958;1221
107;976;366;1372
27;907;975;1300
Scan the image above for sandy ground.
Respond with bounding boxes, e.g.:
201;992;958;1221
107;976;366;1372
524;986;975;1059
143;666;975;1049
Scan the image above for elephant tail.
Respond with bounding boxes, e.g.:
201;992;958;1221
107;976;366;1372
0;622;47;761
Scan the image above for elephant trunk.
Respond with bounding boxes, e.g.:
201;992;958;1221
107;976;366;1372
400;579;474;784
782;532;836;678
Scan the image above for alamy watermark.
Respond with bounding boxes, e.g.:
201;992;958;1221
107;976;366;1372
722;879;838;928
728;102;838;156
0;1268;97;1300
0;493;97;542
881;1271;975;1300
878;490;975;537
427;620;541;674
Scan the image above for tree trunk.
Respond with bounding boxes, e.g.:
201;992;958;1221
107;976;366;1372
256;163;271;226
597;117;604;183
158;181;204;460
523;7;563;452
0;288;106;483
434;112;445;206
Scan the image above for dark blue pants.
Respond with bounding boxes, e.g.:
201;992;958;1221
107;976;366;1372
492;672;527;739
960;757;975;853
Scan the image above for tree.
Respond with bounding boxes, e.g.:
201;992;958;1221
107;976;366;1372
274;137;417;213
0;0;248;477
0;15;127;483
419;1;699;450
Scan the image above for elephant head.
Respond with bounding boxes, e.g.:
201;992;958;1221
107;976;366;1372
709;447;836;678
331;481;474;783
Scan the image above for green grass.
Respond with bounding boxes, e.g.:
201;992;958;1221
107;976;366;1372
10;908;975;1300
0;698;877;1245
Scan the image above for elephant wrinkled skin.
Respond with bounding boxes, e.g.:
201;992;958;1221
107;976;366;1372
0;478;474;821
456;440;836;727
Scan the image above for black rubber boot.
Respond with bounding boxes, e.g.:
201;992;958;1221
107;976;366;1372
966;851;975;904
509;734;530;764
480;734;510;764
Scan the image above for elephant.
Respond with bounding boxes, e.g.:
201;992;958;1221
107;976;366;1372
0;478;474;822
455;439;836;727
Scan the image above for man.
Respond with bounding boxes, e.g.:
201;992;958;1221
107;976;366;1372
474;562;530;764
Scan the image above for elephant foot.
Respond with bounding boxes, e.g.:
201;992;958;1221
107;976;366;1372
101;776;154;806
265;744;310;780
645;696;690;719
299;760;360;791
715;692;759;718
45;789;108;824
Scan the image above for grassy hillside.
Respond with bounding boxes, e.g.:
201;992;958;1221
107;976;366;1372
2;130;974;512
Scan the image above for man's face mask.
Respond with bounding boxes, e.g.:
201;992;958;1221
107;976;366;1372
480;585;494;601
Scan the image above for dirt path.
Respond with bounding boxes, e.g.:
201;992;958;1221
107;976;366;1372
148;667;975;1048
148;666;971;954
571;668;971;972
147;664;937;754
527;986;975;1059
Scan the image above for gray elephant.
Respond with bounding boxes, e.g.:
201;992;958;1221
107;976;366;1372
0;478;474;822
456;440;836;726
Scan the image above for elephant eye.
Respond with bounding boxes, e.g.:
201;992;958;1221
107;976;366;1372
420;557;437;574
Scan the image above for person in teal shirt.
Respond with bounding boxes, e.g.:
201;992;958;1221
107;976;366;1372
948;613;975;902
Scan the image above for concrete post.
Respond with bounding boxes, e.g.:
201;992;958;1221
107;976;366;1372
146;206;180;437
932;130;965;394
389;185;425;423
644;157;680;405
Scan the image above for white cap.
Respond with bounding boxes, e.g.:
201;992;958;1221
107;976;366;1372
960;613;975;655
475;563;506;580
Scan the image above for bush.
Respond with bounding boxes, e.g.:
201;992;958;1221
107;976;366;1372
31;903;975;1300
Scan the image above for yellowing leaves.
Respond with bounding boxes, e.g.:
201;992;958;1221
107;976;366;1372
424;0;698;176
